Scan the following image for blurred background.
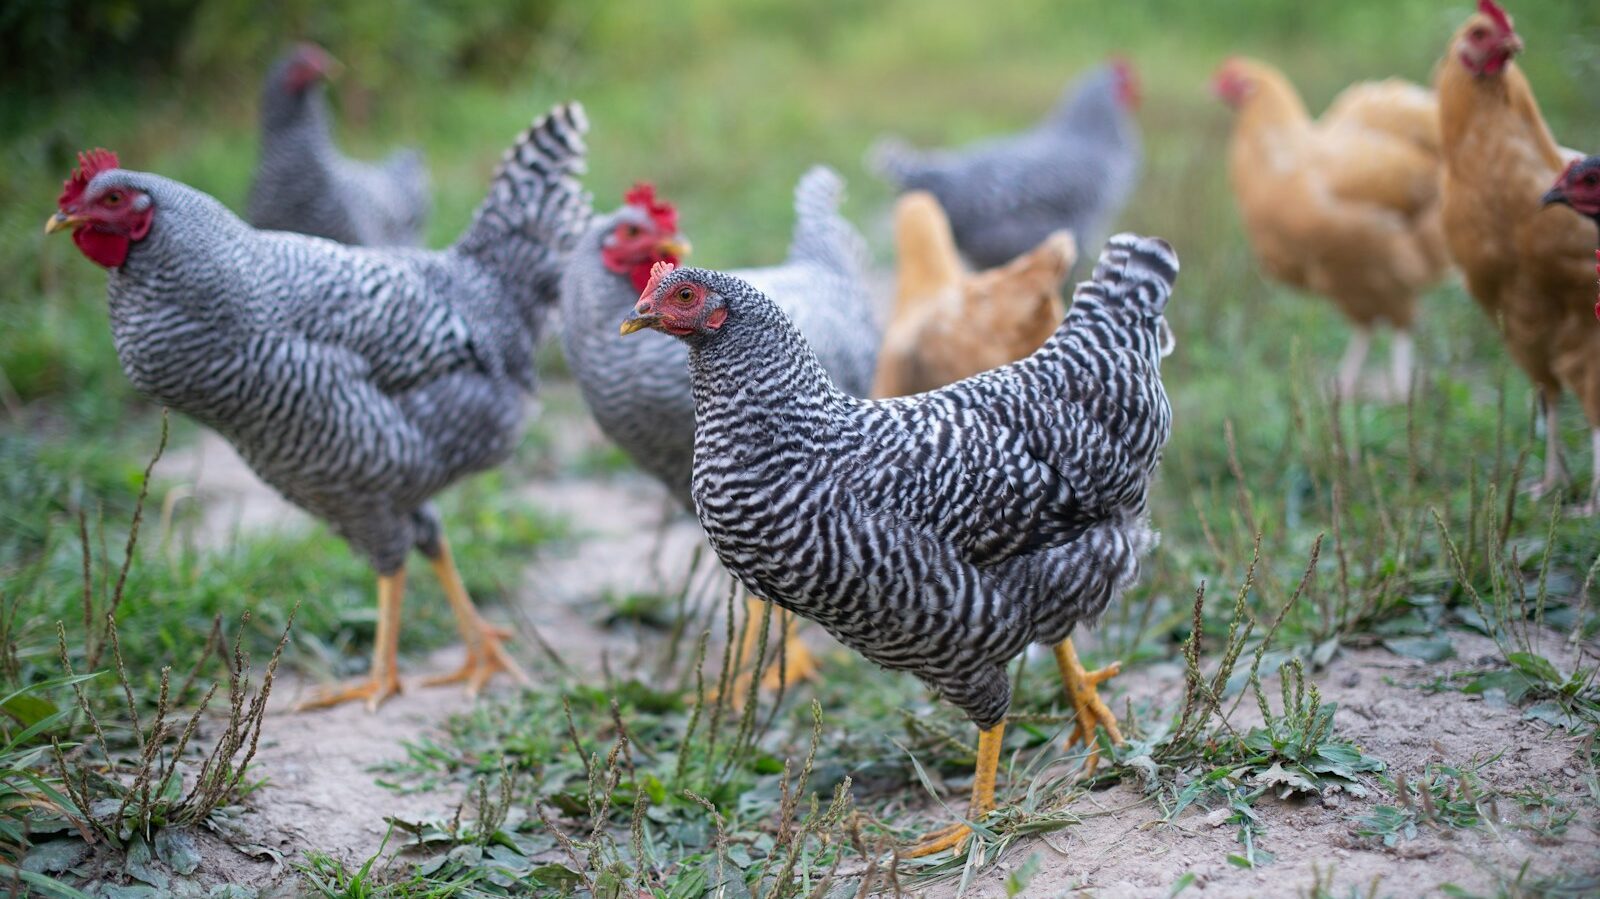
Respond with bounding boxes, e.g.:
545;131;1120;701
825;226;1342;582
2;0;1599;678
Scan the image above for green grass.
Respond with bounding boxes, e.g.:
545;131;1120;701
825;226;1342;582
4;0;1600;895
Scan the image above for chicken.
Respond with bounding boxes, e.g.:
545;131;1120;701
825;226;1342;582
868;60;1141;270
1436;0;1600;510
46;102;590;710
246;43;430;247
872;194;1125;769
1540;156;1600;321
873;191;1076;399
560;167;880;690
1213;57;1449;399
620;233;1175;854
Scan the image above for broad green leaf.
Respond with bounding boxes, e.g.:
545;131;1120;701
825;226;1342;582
1506;652;1562;686
154;828;202;876
1382;637;1455;662
21;839;89;874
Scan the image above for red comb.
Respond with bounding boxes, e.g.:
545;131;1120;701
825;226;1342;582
641;260;677;301
1478;0;1513;34
59;149;120;207
623;182;679;233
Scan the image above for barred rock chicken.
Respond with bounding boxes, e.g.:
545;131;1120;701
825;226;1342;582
873;190;1077;398
1541;156;1600;321
1214;58;1449;399
1436;0;1600;511
246;43;430;246
621;234;1176;854
868;60;1141;270
561;167;879;688
47;102;591;709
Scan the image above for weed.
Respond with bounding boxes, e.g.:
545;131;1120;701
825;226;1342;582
1107;538;1383;867
1434;507;1600;736
1352;760;1495;847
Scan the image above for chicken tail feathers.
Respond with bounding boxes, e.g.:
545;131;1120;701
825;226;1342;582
459;101;592;259
786;165;869;278
1086;233;1179;318
865;137;922;187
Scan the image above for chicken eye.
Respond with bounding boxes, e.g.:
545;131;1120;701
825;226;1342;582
1469;26;1488;40
676;288;694;304
624;224;641;238
104;192;123;206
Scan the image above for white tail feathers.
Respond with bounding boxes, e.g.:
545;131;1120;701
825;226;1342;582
864;137;919;184
787;165;867;277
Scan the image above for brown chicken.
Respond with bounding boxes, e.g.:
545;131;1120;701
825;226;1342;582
872;191;1077;399
1214;57;1449;400
1436;0;1600;511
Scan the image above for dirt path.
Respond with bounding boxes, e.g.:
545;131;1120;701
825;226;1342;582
921;636;1599;898
151;388;1599;897
151;391;704;887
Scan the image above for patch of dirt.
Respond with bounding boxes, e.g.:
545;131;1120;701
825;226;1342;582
147;385;1598;896
146;386;707;886
919;635;1600;898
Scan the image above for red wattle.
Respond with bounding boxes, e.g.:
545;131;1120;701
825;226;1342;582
73;226;130;268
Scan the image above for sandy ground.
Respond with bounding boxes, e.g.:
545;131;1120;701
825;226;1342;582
919;636;1599;898
140;386;1599;898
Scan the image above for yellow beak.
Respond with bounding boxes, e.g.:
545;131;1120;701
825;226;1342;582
45;211;85;235
620;312;661;336
660;237;692;259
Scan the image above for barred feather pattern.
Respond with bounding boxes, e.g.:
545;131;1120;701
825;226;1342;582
247;50;430;246
559;165;879;508
671;234;1175;729
869;64;1141;270
97;103;590;574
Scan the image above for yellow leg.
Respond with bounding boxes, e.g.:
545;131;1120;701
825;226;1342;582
1054;638;1123;776
296;570;406;712
906;722;1004;857
421;535;531;696
757;605;820;690
720;598;821;707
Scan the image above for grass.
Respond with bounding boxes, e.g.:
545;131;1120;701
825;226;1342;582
3;0;1600;894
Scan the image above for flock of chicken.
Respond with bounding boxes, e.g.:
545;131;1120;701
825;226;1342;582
40;0;1600;855
1216;6;1600;509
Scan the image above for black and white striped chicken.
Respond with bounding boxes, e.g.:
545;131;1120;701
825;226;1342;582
621;234;1176;854
869;60;1142;271
47;102;590;711
561;167;879;688
246;43;430;246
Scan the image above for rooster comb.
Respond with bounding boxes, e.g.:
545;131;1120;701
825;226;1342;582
1478;0;1513;34
623;182;679;233
59;149;120;207
641;260;678;300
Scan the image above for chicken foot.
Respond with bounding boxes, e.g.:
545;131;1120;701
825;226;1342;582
297;570;405;712
905;722;1004;857
720;598;820;707
1389;330;1415;401
1528;390;1571;500
423;535;532;696
1055;638;1124;776
1334;327;1372;399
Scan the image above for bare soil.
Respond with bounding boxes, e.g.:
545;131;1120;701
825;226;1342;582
146;387;1600;898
